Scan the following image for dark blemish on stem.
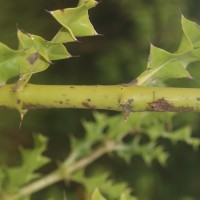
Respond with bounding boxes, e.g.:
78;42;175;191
197;97;200;101
27;52;39;65
149;98;172;111
87;98;91;102
82;102;90;108
0;105;10;109
70;86;75;89
120;98;134;121
53;100;65;105
148;98;194;112
22;103;55;110
82;102;96;109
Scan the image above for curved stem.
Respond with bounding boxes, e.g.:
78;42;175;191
9;141;116;200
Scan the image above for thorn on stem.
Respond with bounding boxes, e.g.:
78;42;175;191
19;109;28;128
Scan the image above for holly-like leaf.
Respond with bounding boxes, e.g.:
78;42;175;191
73;172;132;200
50;0;97;43
16;29;71;87
0;0;97;85
137;16;200;86
117;138;168;165
18;30;71;62
0;31;48;85
162;126;200;149
0;134;49;195
52;27;77;43
91;188;107;200
0;43;32;85
181;16;200;49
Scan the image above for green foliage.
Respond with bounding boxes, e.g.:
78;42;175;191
91;188;107;200
137;16;200;86
0;0;97;86
1;112;199;199
91;188;137;200
1;0;200;200
0;134;49;199
50;0;97;42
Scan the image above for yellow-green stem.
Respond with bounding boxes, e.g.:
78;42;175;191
0;84;200;114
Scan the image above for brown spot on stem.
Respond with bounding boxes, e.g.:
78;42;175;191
148;98;194;112
0;105;10;109
27;52;39;65
197;97;200;101
82;102;96;109
17;99;21;104
149;98;172;111
22;103;54;110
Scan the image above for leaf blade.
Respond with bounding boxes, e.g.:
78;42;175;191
137;16;200;86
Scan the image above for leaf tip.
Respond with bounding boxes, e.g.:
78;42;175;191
44;9;51;14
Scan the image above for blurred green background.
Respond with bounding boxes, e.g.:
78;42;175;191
1;0;200;199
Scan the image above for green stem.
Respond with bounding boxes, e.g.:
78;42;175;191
9;141;116;200
1;84;200;115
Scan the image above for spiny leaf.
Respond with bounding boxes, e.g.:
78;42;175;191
0;31;49;85
91;188;107;200
137;16;200;86
16;29;70;87
91;189;137;200
0;43;32;85
117;138;168;165
18;30;71;62
181;16;200;48
120;193;138;200
73;172;132;200
78;0;98;8
162;126;200;149
0;0;97;85
0;134;49;194
50;0;97;43
52;27;77;43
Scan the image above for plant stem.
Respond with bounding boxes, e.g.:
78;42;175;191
9;141;116;200
1;84;200;114
9;171;62;200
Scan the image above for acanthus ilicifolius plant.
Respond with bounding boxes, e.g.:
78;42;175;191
1;1;200;121
1;0;200;200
